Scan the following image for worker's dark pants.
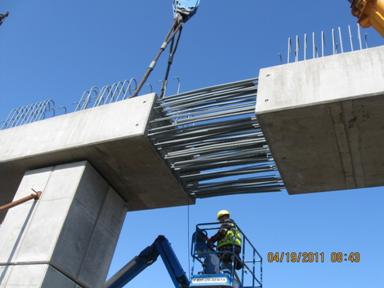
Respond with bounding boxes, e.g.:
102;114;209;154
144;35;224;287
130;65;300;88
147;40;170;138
204;245;242;274
218;245;242;272
193;231;221;274
204;253;220;274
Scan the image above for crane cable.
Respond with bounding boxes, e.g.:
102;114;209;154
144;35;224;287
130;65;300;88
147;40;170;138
187;198;191;276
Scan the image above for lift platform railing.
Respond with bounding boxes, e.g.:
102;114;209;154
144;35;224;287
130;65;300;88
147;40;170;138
191;222;262;288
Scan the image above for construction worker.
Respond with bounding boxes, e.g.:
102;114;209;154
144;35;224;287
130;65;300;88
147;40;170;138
207;210;242;272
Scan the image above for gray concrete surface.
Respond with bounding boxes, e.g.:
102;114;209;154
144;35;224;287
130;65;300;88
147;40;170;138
0;162;125;288
0;94;190;223
0;265;80;288
256;45;384;194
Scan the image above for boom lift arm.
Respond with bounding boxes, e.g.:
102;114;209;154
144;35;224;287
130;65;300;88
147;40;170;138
104;235;190;288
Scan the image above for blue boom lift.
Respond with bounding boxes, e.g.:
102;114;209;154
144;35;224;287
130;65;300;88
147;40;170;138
104;222;263;288
104;235;189;288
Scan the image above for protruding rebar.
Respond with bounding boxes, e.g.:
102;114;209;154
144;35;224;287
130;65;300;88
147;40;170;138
321;31;325;57
304;33;307;60
0;189;42;213
357;23;363;50
338;26;344;53
312;32;316;58
348;25;354;51
332;28;336;54
1;100;58;130
364;33;369;48
287;37;292;63
75;78;138;111
283;24;372;64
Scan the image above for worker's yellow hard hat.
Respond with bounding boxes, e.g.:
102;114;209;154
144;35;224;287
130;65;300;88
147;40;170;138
217;209;230;220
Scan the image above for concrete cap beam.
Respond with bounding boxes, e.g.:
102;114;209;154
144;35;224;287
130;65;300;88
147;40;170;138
0;94;191;223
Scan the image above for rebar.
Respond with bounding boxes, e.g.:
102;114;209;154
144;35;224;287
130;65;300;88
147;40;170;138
283;24;373;64
75;78;138;111
1;100;58;130
148;78;284;199
0;189;42;213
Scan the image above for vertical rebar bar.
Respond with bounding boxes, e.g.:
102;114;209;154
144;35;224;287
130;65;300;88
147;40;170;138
175;77;181;95
332;28;336;54
321;31;325;57
338;26;344;53
348;25;354;51
364;33;368;48
357;23;363;50
312;32;316;58
278;53;283;64
287;37;291;63
303;33;307;60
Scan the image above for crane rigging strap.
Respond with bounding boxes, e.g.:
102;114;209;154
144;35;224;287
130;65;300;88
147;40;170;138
132;16;183;97
160;25;183;98
132;0;200;98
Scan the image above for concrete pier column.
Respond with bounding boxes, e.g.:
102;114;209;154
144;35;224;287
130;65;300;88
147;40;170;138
0;161;126;288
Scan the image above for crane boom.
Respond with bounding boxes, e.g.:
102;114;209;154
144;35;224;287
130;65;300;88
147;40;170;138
104;236;189;288
350;0;384;36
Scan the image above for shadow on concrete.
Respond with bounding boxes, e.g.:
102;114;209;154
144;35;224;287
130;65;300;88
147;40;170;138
0;200;38;284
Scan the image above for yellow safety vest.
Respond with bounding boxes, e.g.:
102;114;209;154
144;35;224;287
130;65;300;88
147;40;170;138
217;224;242;248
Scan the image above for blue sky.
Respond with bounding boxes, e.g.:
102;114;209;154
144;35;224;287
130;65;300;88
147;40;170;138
1;1;384;287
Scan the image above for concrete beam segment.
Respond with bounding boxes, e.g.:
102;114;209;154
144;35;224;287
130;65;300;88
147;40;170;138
256;46;384;194
0;94;190;223
0;162;125;288
0;265;80;288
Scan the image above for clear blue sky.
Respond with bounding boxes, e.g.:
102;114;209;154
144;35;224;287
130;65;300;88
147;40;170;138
1;1;384;287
